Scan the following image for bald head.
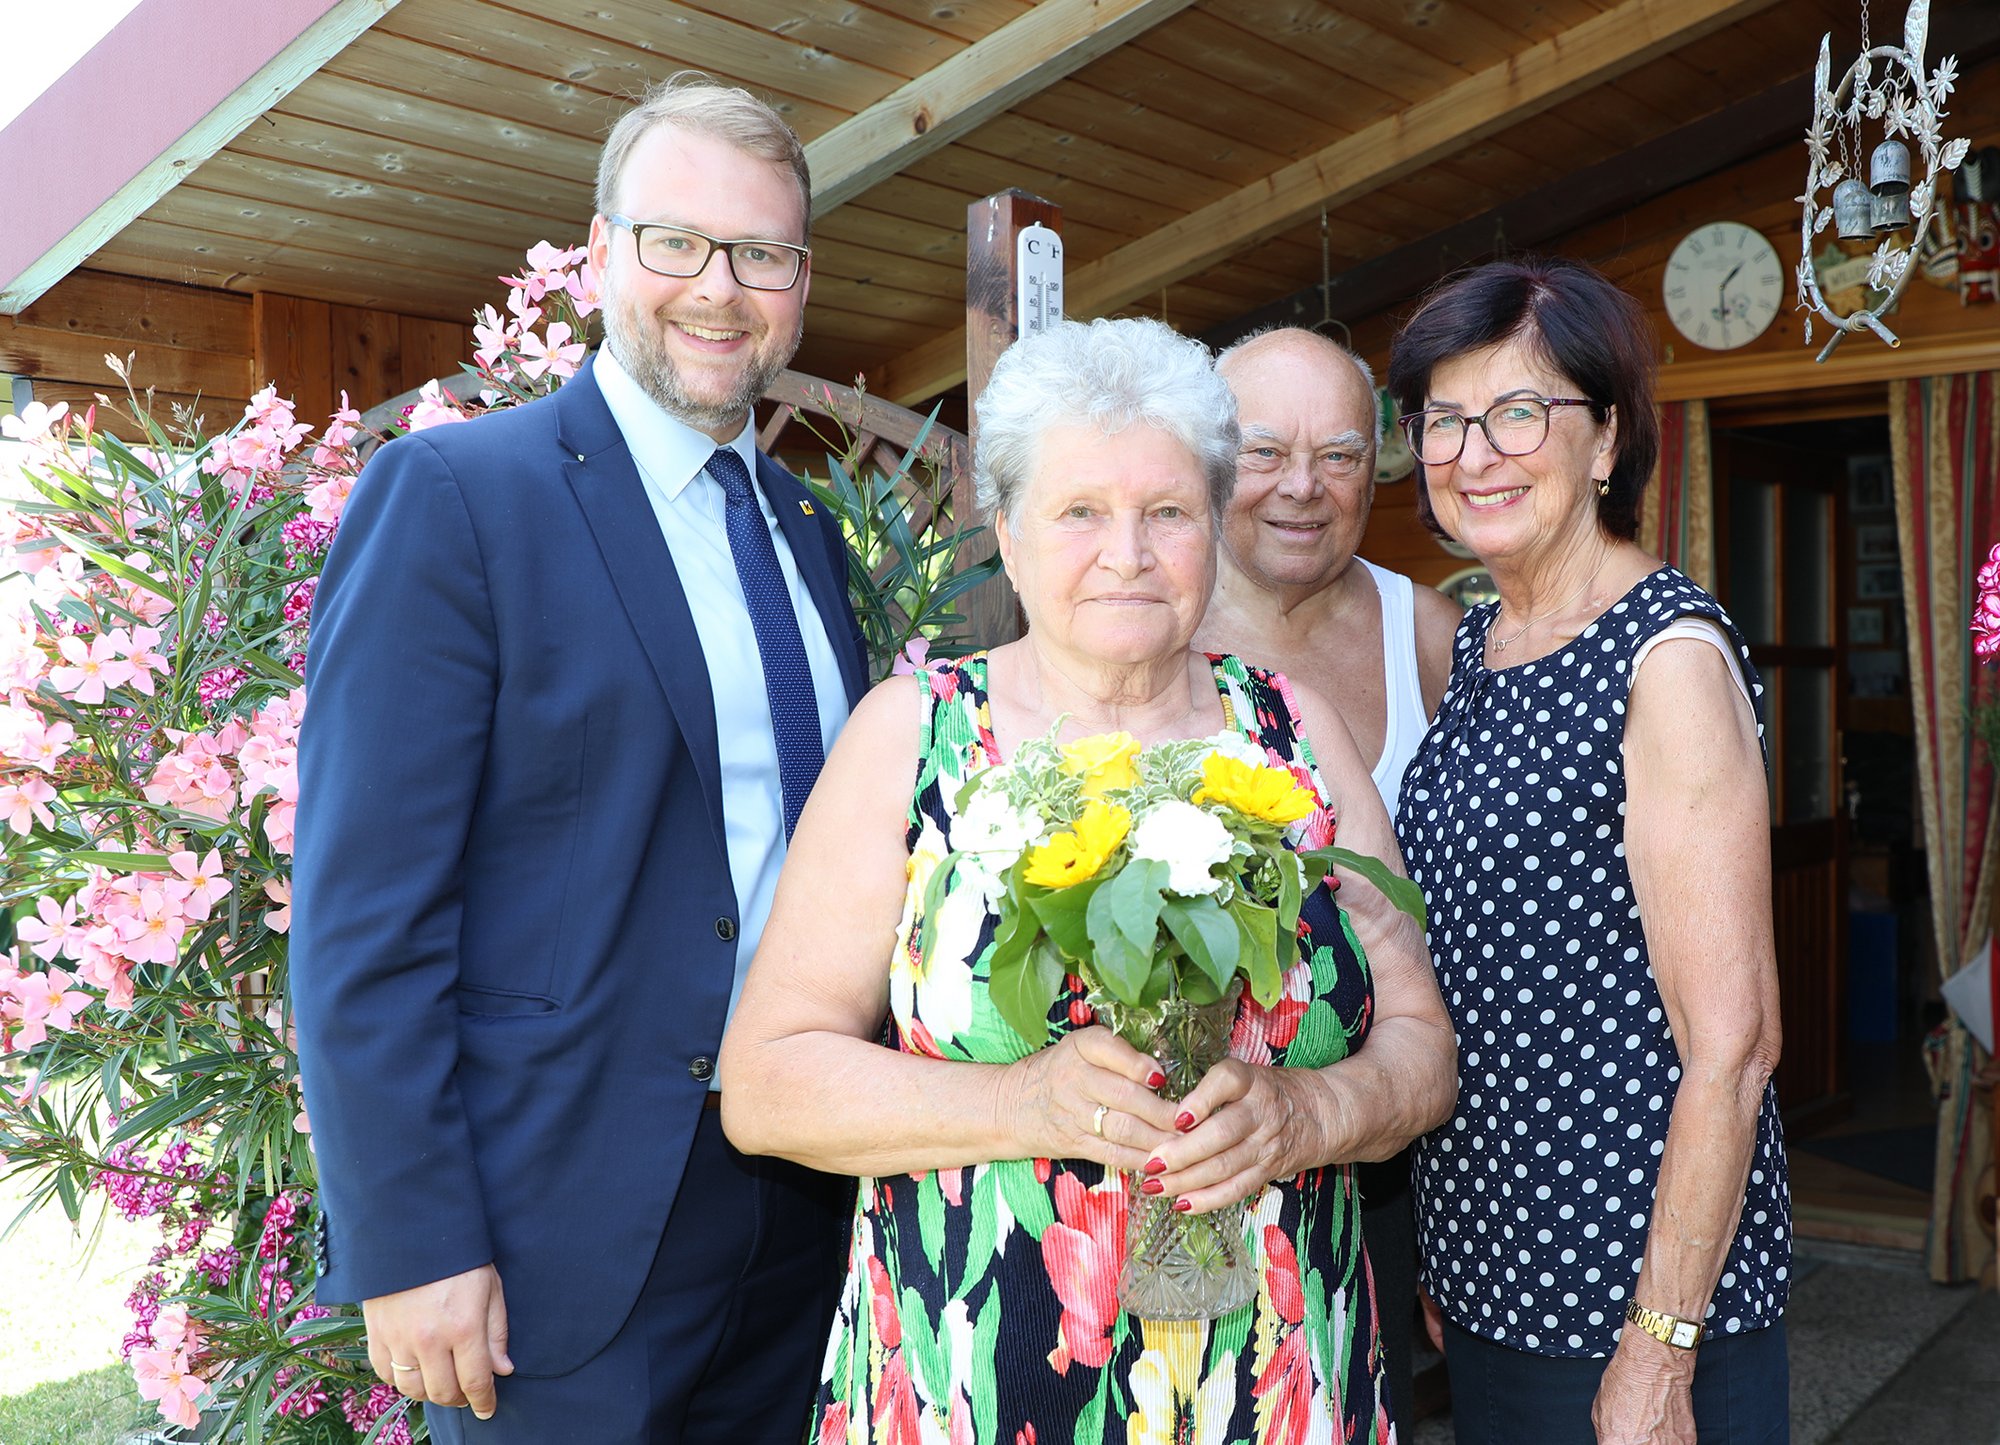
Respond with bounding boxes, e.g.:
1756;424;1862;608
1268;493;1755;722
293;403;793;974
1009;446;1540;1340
1217;327;1380;453
1213;325;1381;599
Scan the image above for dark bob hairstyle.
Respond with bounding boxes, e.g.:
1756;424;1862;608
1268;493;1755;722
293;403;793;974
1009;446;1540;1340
1387;255;1659;543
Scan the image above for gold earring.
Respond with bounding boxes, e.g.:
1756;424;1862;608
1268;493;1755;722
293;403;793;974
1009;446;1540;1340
1596;478;1611;497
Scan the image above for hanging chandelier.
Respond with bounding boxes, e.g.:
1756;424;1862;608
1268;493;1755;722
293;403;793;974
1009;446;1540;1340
1795;0;1969;360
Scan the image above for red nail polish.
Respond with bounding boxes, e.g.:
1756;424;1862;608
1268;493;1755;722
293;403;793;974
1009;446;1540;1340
1144;1157;1166;1176
1146;1069;1167;1090
1175;1111;1196;1132
1142;1178;1164;1195
1173;1197;1192;1213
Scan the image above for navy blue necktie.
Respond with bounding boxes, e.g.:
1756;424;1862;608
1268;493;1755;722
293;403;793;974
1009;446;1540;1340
706;446;824;839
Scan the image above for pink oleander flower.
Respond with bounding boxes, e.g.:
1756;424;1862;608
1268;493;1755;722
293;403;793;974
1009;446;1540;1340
281;577;316;624
263;877;292;933
517;321;586;381
303;469;353;527
503;285;541;329
0;775;56;834
195;666;246;708
472;304;517;369
144;744;237;821
113;885;189;967
104;627;170;695
891;636;931;676
132;1342;211;1431
169;851;229;921
565;258;602;318
311;392;361;469
405;379;469;433
7;964;91;1047
509;241;588;303
16;895;82;961
48;634;136;704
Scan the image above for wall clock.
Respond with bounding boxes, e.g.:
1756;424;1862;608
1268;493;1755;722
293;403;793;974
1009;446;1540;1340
1662;222;1784;350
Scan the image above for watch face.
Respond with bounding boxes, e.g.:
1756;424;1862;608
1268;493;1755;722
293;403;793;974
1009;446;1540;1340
1663;223;1784;350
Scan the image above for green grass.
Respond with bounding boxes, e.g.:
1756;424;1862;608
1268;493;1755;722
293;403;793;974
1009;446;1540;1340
0;1170;159;1444
0;1364;146;1445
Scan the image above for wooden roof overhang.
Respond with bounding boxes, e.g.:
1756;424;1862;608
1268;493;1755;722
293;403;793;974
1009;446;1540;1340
6;0;1997;408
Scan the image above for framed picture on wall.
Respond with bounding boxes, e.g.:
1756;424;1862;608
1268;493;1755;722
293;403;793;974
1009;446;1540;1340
1848;606;1888;646
1855;523;1896;561
1857;563;1902;599
1850;457;1892;513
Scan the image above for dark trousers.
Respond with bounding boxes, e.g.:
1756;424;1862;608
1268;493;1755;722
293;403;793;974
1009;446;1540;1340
1442;1315;1790;1445
1357;1150;1417;1424
426;1108;850;1445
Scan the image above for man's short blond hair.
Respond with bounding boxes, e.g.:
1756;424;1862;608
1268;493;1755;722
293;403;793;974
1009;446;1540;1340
595;71;814;238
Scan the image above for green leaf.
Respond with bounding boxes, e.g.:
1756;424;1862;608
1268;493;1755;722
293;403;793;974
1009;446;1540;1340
1084;859;1168;1003
998;1160;1055;1240
958;1167;1000;1301
1028;876;1100;958
918;1171;947;1274
972;1290;1001;1442
1161;895;1238;996
900;1284;949;1400
1303;846;1428;928
1230;896;1283;1006
987;908;1060;1049
1274;840;1303;938
69;849;177;872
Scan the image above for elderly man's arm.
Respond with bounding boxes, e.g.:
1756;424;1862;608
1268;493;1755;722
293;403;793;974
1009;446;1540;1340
1592;633;1780;1445
720;679;1182;1179
1153;680;1457;1212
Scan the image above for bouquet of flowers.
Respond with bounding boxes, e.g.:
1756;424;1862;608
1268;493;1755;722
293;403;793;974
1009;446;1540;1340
924;724;1422;1319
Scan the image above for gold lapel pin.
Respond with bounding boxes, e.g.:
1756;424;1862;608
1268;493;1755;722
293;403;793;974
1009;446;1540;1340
799;500;815;515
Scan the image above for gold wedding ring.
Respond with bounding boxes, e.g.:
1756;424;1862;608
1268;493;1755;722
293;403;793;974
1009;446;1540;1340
390;1360;419;1372
1091;1104;1109;1138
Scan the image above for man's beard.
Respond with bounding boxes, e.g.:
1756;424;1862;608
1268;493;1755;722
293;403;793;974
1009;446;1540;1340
601;285;802;436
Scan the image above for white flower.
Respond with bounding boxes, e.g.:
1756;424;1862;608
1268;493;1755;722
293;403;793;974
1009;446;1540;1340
0;401;67;444
1130;799;1234;897
892;819;977;1045
1200;729;1268;768
954;785;1041;862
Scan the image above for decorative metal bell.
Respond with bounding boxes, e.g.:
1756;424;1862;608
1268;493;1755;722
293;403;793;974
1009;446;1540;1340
1869;138;1912;197
1872;187;1912;233
1833;178;1877;239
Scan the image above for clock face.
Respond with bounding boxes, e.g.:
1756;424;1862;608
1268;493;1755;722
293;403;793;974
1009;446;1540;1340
1662;223;1784;350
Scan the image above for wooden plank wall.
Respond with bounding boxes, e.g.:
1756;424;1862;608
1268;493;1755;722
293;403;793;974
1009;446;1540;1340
1353;54;2000;590
1;269;474;441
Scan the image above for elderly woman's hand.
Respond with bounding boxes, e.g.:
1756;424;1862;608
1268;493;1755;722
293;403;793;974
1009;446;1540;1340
1143;1060;1346;1213
1000;1027;1184;1175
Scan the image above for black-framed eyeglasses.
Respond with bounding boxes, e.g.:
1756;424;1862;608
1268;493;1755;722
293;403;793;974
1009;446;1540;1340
607;215;810;291
1397;395;1596;466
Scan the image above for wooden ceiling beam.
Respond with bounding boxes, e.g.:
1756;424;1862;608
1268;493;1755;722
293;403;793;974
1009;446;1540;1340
870;0;1782;405
1202;1;2000;347
805;0;1202;215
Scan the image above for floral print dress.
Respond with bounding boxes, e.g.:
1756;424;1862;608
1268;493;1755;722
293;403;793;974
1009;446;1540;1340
808;653;1393;1445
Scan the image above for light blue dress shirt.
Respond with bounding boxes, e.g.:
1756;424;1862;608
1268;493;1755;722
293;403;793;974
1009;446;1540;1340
595;347;851;1075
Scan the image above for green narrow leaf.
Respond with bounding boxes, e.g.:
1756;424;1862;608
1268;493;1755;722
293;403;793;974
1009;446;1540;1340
972;1289;1001;1442
998;1160;1055;1240
958;1167;1000;1302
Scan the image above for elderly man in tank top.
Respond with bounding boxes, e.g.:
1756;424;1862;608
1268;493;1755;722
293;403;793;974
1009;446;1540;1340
1194;324;1459;1421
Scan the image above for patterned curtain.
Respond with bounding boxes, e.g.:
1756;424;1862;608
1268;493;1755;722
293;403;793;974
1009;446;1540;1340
1639;399;1715;590
1888;371;2000;1285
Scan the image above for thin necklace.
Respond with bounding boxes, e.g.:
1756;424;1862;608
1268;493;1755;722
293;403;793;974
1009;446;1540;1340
1491;549;1611;653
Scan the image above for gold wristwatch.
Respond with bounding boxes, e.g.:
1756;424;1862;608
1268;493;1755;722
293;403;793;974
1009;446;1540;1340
1624;1298;1704;1350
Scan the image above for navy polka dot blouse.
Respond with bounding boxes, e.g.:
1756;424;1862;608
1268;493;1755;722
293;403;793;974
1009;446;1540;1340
1395;566;1791;1358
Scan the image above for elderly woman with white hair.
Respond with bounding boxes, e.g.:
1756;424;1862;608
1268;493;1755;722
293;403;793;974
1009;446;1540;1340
720;316;1455;1442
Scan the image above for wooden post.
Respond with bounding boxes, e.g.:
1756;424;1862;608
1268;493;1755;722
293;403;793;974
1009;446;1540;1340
959;188;1061;649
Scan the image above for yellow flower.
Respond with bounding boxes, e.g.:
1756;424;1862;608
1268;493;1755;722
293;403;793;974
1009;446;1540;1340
1194;752;1317;826
1022;799;1131;889
1059;731;1141;798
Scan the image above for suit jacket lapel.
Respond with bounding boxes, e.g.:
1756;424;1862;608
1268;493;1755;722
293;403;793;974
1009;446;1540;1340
555;360;727;855
759;451;869;706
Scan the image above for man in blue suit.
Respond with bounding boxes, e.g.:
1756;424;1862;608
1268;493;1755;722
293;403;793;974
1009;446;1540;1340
292;72;867;1441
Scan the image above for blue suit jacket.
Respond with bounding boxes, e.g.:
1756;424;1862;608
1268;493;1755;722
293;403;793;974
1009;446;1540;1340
291;357;868;1375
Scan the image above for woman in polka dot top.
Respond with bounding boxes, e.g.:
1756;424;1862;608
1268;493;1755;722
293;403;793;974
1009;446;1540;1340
1386;256;1789;1445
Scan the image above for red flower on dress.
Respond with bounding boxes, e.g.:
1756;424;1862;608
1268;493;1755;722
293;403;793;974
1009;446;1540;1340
1233;957;1312;1064
1253;1226;1318;1445
816;1401;849;1445
865;1257;922;1444
1038;1173;1125;1374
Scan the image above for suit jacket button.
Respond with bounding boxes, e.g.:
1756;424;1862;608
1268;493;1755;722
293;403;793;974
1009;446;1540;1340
714;917;737;941
688;1055;714;1082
